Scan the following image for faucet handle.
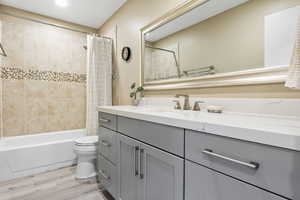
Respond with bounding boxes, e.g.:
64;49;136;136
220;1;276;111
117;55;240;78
173;100;182;110
193;101;204;111
175;94;188;98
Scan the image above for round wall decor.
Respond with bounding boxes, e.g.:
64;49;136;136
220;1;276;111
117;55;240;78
121;47;131;61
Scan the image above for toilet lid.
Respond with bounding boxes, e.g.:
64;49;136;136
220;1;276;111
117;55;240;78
75;136;98;146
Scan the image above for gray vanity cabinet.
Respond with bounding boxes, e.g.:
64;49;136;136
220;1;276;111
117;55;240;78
186;161;286;200
185;130;300;199
98;111;294;200
97;119;119;200
118;133;184;200
118;134;142;200
140;141;184;200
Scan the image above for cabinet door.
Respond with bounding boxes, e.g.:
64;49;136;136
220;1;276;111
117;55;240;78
186;161;286;200
140;143;184;200
118;134;142;200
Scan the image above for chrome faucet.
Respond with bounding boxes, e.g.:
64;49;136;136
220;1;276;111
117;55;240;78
175;94;191;110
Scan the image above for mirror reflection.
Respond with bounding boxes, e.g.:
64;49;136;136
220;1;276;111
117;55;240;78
143;0;300;83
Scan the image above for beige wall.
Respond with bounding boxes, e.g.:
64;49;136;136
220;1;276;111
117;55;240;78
99;0;300;105
153;0;300;74
0;6;95;137
98;0;187;105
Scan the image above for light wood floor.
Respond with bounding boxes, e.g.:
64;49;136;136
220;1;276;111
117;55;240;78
0;166;107;200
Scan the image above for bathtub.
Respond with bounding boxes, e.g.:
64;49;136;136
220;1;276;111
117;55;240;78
0;129;87;182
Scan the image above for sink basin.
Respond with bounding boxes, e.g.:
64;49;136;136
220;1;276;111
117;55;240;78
159;111;186;118
108;105;225;122
117;106;172;113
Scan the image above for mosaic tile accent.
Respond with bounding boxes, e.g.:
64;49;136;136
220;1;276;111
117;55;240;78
1;67;86;83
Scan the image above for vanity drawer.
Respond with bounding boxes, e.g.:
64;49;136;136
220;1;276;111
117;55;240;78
186;130;300;199
186;161;286;200
99;112;117;131
97;155;118;199
98;127;118;164
117;116;184;156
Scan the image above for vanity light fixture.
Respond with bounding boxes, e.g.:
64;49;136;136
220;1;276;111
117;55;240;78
55;0;69;7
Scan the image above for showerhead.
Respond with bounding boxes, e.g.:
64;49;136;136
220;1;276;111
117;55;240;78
83;45;87;50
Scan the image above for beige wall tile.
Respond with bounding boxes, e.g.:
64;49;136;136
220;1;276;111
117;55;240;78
47;82;68;99
3;117;25;137
0;6;89;137
26;116;48;135
70;83;87;99
2;84;26;137
67;98;86;130
24;80;48;98
2;80;24;97
2;95;25;121
47;98;70;132
47;113;68;132
1;14;87;73
25;97;48;134
47;97;69;116
1;15;25;67
25;97;48;117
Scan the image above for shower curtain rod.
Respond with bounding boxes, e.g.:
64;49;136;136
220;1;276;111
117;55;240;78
0;11;112;40
145;45;181;78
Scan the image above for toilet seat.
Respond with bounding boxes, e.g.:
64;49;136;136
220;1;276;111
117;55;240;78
74;145;97;152
75;136;98;146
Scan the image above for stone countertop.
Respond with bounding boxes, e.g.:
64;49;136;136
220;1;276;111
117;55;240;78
98;105;300;151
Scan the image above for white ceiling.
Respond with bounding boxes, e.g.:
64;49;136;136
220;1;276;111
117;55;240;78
145;0;249;42
0;0;127;28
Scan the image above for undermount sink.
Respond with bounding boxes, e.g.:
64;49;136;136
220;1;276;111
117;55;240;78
119;106;212;119
117;106;173;113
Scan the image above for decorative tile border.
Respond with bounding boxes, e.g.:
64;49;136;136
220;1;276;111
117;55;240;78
0;67;86;83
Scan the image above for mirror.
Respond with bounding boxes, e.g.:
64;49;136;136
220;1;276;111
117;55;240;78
141;0;299;88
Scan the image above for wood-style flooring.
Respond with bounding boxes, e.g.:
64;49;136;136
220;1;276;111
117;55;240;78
0;166;107;200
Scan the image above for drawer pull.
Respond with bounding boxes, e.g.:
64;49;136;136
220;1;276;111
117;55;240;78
98;169;111;180
139;148;144;179
135;146;139;176
99;118;111;123
100;140;112;147
202;149;259;170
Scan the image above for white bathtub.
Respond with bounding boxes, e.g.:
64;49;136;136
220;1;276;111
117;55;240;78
0;129;87;182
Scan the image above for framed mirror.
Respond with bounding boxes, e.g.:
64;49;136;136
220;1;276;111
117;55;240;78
141;0;299;90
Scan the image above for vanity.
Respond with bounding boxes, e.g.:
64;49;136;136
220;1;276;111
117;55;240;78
96;100;300;200
97;0;300;199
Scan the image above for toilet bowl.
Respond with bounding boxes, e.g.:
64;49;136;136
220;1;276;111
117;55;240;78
74;136;98;179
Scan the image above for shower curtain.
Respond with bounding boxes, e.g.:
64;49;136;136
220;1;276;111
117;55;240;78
86;35;112;136
285;16;300;89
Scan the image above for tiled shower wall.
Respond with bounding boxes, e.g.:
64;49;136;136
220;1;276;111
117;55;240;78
0;14;87;137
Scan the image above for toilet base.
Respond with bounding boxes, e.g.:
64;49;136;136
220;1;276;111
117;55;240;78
75;155;97;179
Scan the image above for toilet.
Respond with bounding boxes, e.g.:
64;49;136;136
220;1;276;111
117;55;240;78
74;136;98;179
